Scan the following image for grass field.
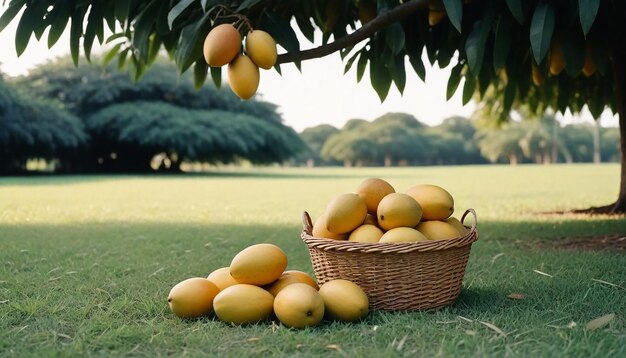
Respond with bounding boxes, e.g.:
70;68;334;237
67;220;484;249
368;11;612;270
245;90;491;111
1;164;625;357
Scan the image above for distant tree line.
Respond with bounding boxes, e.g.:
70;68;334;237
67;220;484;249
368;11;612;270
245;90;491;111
297;113;620;167
1;58;303;174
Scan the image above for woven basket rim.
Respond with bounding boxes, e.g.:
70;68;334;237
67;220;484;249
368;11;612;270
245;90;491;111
301;208;479;254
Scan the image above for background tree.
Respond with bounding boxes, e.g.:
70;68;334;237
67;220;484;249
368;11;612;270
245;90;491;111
15;59;303;172
298;124;341;166
1;0;625;212
0;75;86;173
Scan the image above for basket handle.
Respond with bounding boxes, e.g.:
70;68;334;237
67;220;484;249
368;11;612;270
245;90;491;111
302;211;313;233
461;208;478;232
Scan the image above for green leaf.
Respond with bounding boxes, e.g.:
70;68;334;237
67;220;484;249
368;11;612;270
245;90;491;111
503;83;516;113
408;49;426;81
193;58;208;90
260;12;300;53
237;0;262;12
84;2;105;62
505;0;524;24
175;11;212;73
561;28;585;76
493;16;511;72
118;47;130;69
579;0;599;36
0;0;26;32
106;32;127;44
344;49;361;75
210;66;221;88
370;58;392;102
133;1;161;62
465;20;490;76
295;15;315;43
70;8;85;65
47;4;71;49
115;0;131;23
103;43;122;65
442;0;463;33
530;2;555;64
446;63;463;100
168;0;196;30
356;50;369;83
385;23;405;55
390;55;406;95
462;75;476;105
15;3;42;57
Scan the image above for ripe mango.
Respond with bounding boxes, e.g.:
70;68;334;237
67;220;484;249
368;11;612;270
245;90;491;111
313;213;348;240
213;284;274;325
405;184;454;220
549;41;565;76
265;271;319;296
416;220;460;241
356;177;395;214
167;277;219;318
377;193;423;231
207;267;239;291
228;55;260;100
429;10;446;26
274;283;325;328
245;30;277;70
318;279;369;322
379;227;428;243
348;224;384;243
203;24;241;67
325;193;367;234
445;217;468;236
582;44;595;77
230;243;287;286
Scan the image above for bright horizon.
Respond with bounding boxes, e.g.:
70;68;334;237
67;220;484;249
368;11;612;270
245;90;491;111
0;6;618;131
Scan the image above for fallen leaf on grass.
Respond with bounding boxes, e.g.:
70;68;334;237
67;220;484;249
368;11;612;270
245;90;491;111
586;313;615;331
465;330;477;336
479;321;507;337
0;300;8;304
507;293;525;300
247;337;259;342
566;321;577;329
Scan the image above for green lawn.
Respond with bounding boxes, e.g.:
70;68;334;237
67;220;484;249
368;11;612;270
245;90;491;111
1;164;625;357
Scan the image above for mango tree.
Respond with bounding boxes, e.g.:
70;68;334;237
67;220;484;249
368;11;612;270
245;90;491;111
1;0;624;213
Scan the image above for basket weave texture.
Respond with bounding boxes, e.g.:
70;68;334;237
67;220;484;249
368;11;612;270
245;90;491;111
301;209;479;311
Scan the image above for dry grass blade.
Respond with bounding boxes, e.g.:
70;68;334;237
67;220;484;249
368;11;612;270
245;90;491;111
533;269;553;277
0;299;8;304
395;335;408;351
591;279;625;290
586;313;615;331
458;315;473;323
479;321;507;337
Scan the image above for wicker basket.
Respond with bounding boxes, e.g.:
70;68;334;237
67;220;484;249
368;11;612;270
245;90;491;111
301;209;479;311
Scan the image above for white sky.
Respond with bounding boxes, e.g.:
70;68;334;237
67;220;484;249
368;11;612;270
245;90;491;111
0;7;618;131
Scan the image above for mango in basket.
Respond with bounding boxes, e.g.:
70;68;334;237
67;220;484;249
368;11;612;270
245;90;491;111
348;224;384;243
406;184;454;220
377;193;423;231
416;220;461;240
313;213;348;240
379;227;428;243
324;193;367;234
356;178;395;215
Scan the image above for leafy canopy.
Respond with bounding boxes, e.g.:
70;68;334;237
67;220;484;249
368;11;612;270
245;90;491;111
0;0;615;120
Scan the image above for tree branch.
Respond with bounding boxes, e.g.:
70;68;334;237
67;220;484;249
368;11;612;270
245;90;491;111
276;0;431;64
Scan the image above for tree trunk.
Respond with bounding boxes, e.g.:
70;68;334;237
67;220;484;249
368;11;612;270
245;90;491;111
576;46;626;214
